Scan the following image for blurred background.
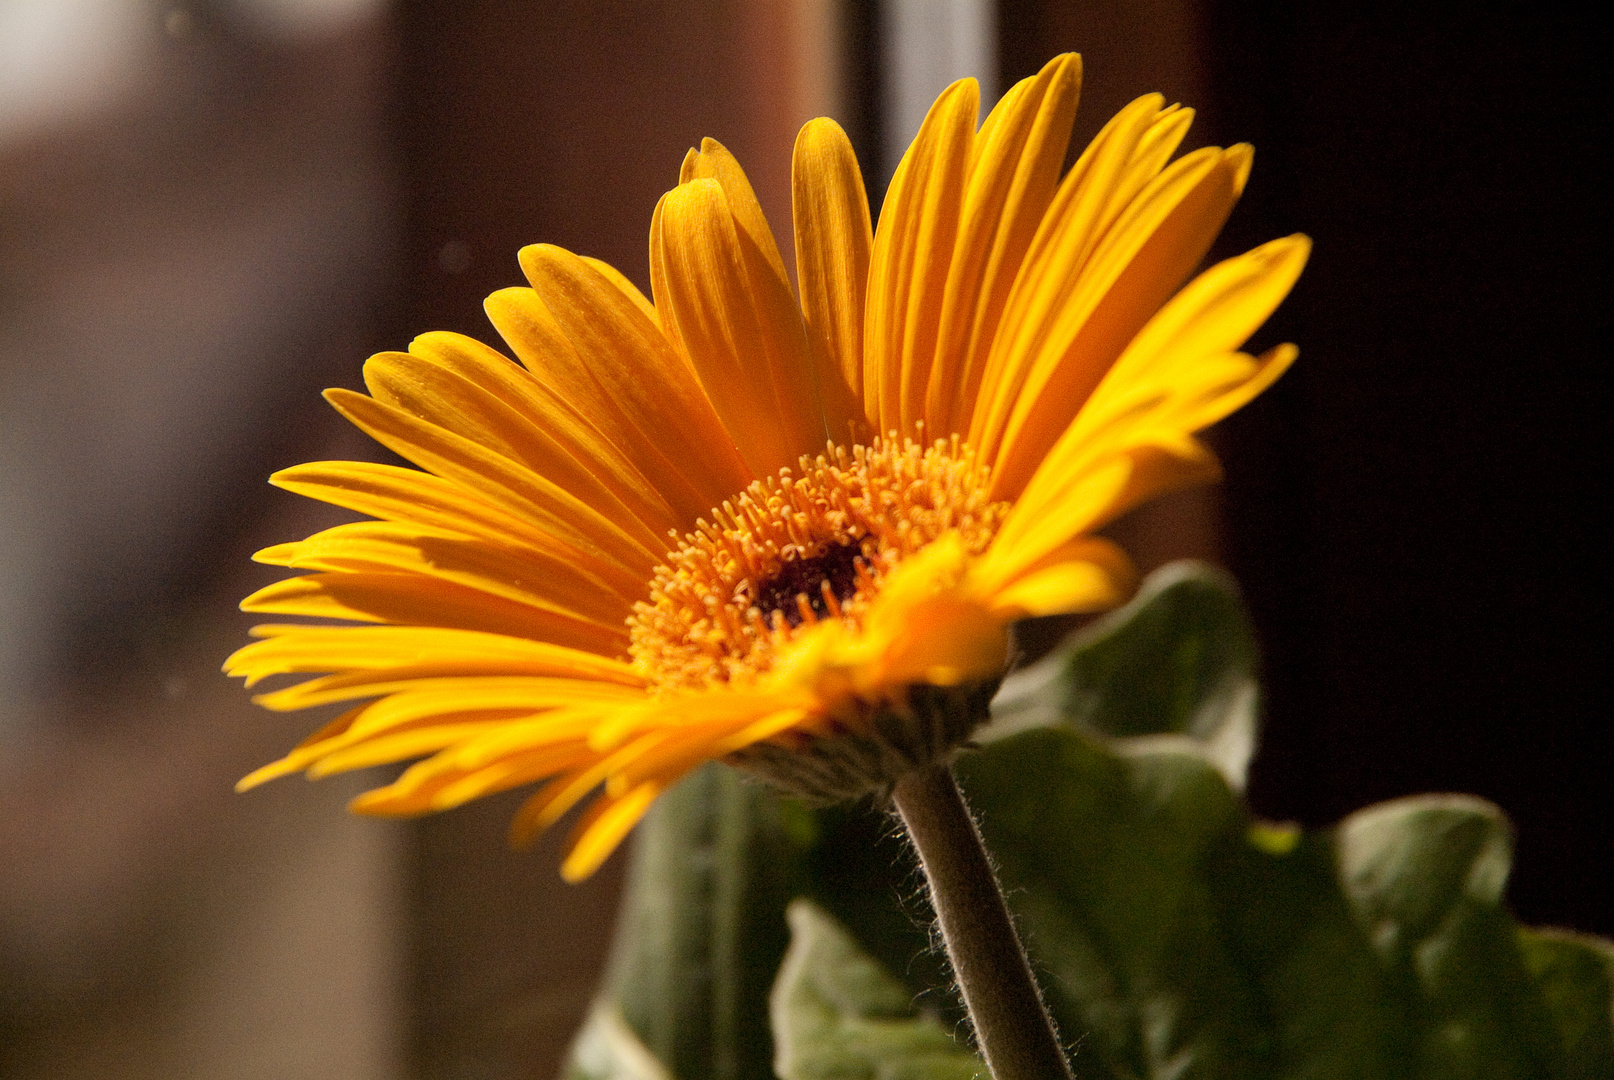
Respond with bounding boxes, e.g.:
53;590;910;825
0;1;1603;1077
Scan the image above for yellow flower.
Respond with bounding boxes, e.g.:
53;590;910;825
228;55;1308;881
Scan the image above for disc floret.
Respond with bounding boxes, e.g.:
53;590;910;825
628;435;1008;693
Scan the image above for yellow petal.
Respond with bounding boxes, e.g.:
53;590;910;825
1097;235;1310;396
983;456;1135;589
251;520;635;626
508;736;663;841
681;138;793;296
651;178;823;475
305;722;511;779
270;460;562;555
224;625;642;687
581;255;660;324
1178;343;1297;431
479;287;733;527
326;388;659;581
814;533;1010;690
240;572;626;654
560;782;662;882
496;246;755;518
927;54;1081;437
983;536;1136;618
236;704;368;790
249;662;639;713
968;94;1172;469
607;710;802;792
426;743;601;810
987;144;1253;498
864;78;979;436
388;332;680;539
344;681;634;740
877;593;1008;687
792;117;873;443
345;699;635;820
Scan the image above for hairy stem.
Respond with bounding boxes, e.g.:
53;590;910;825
891;764;1074;1080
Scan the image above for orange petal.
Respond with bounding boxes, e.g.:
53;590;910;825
270;460;565;556
987;144;1253;498
240;572;627;654
682;138;793;295
792;117;873;443
495;246;754;519
387;332;680;540
926;54;1081;437
325;388;658;583
863;78;979;436
968;94;1172;469
253;520;636;624
652;178;823;475
981;536;1136;618
560;782;662;882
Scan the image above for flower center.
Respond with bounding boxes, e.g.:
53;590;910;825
628;435;1009;690
750;539;863;628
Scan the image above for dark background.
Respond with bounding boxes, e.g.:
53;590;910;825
1009;2;1607;933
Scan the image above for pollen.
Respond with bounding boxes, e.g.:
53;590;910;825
628;435;1009;690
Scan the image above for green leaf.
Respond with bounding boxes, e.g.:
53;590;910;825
1517;929;1614;1079
770;899;985;1080
955;727;1276;1078
565;763;807;1080
988;562;1259;790
1335;796;1568;1078
563;1003;675;1080
1206;828;1406;1079
953;726;1614;1080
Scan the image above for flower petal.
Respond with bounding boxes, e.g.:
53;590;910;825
982;536;1136;618
980;455;1136;590
491;247;754;520
559;781;662;881
1095;235;1310;399
377;332;681;540
968;94;1179;474
270;460;560;555
652;177;823;476
864;77;979;436
987;144;1252;498
253;520;635;618
681;138;793;297
241;573;625;654
926;53;1081;438
325;388;659;582
224;624;642;688
792;117;873;443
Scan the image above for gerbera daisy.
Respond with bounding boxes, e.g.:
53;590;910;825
229;54;1307;885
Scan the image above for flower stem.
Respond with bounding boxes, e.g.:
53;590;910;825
891;764;1074;1080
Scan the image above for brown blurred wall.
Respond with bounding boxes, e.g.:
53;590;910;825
1;4;404;1079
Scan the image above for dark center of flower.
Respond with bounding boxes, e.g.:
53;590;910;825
628;436;1010;690
749;541;864;628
